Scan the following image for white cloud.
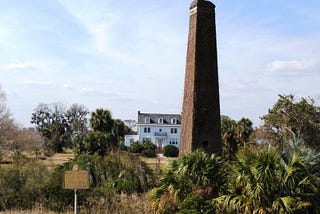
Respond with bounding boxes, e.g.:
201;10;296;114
63;84;75;90
6;62;36;71
79;88;95;93
19;80;53;86
57;1;120;55
266;59;318;73
79;87;118;97
57;0;185;72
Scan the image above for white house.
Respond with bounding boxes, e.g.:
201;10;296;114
124;111;181;153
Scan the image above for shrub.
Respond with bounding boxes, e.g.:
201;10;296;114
0;167;23;210
142;148;156;157
41;166;73;212
178;192;213;213
0;161;49;211
129;141;143;153
115;170;140;193
141;140;157;157
129;140;157;157
157;193;177;214
75;131;112;156
20;161;49;209
163;145;179;157
157;150;226;213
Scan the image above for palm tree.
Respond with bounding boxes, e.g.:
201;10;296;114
237;117;253;147
158;150;226;213
221;116;238;160
90;109;113;133
112;119;126;147
212;139;320;213
221;116;254;160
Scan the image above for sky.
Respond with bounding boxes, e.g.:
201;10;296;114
1;0;320;127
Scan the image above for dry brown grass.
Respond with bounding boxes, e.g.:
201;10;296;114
0;149;74;170
0;210;64;214
140;156;176;165
0;207;72;214
141;156;176;174
38;150;74;170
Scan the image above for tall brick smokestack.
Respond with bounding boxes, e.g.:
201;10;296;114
179;0;222;155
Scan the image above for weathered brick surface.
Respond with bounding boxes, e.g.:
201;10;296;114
180;0;222;155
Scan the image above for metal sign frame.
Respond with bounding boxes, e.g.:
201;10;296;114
64;170;89;189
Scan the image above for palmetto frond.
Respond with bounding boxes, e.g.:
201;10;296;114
213;139;320;213
159;150;225;202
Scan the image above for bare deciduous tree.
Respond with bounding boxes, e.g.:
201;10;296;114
0;86;16;146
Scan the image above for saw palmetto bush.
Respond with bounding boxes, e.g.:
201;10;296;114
154;150;227;213
213;138;320;214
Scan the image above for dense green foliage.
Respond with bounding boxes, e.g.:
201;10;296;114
221;116;253;160
154;150;226;213
0;151;156;213
31;105;130;156
0;160;49;211
75;131;114;156
74;108;130;156
63;151;155;211
41;166;73;212
31;103;89;153
261;94;320;150
213;139;320;213
129;141;143;153
129;140;157;157
154;138;320;214
90;108;113;133
163;145;179;157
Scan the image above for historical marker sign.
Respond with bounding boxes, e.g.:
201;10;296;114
64;165;89;189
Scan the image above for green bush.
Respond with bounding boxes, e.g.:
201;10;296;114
115;170;140;193
157;150;226;213
0;160;49;211
141;148;156;157
129;141;143;153
0;168;23;210
129;140;157;157
75;131;118;157
178;192;213;213
0;150;156;213
141;140;157;157
41;166;73;212
163;145;179;157
20;162;49;209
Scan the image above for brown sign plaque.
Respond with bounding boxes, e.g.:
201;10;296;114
64;167;89;189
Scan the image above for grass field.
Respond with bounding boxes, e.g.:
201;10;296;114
1;149;174;172
38;151;74;170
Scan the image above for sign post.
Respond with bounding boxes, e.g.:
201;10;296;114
64;164;89;214
74;189;78;214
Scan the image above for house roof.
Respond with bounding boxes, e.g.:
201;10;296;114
137;111;181;125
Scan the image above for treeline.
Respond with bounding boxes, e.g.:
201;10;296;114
30;103;131;155
1;86;320;213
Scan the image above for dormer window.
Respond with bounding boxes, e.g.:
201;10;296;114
171;118;177;124
145;117;150;123
158;117;164;124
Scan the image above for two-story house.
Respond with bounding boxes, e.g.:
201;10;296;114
124;111;181;153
